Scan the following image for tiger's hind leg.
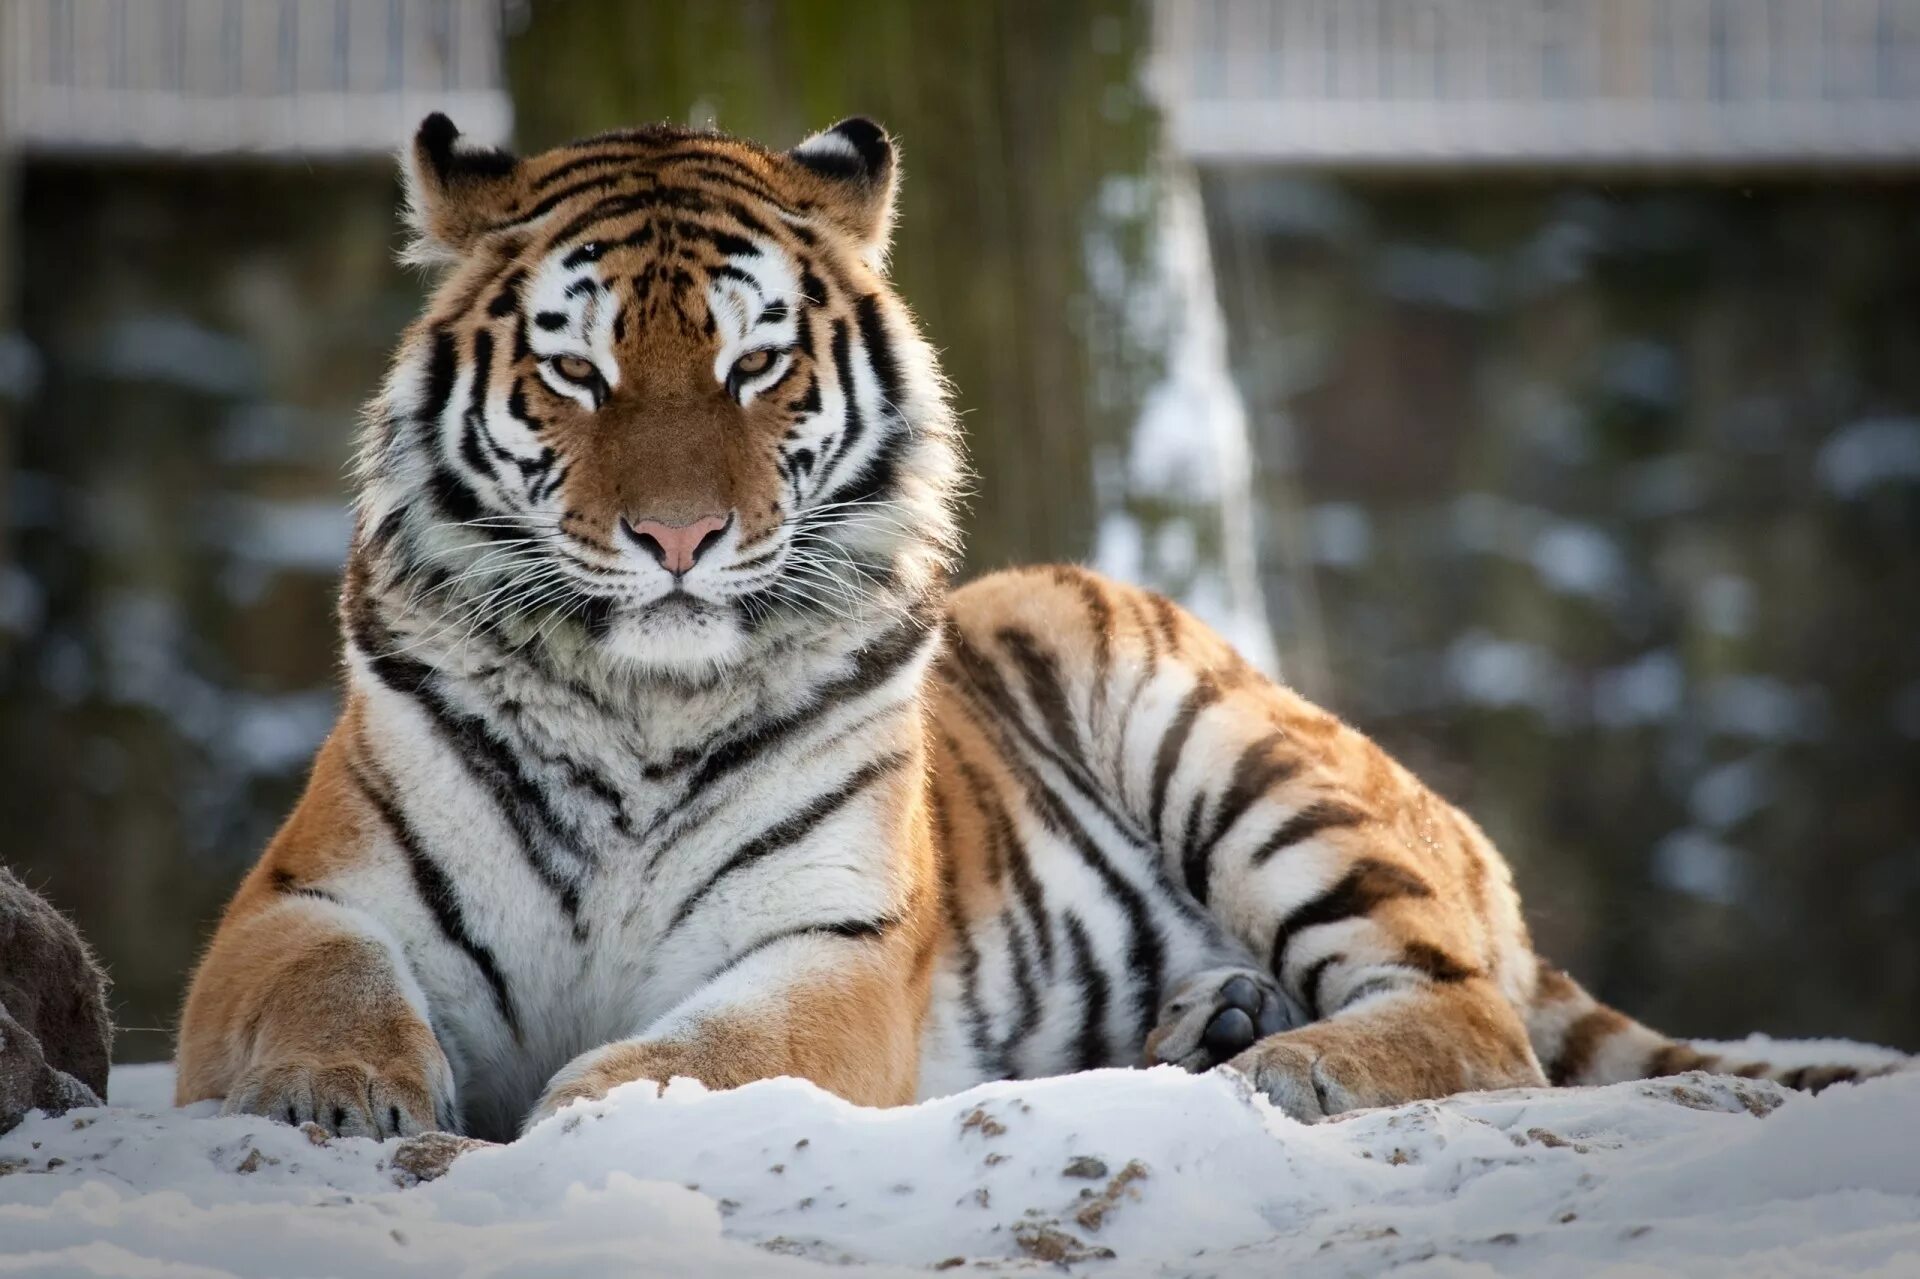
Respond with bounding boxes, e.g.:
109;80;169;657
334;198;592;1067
940;566;1548;1120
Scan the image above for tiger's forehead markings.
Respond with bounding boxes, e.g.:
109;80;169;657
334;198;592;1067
511;147;820;275
512;135;771;208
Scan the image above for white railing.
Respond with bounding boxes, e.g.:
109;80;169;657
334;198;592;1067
1155;0;1920;165
0;0;511;155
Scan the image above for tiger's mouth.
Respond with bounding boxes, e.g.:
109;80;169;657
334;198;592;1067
592;586;752;674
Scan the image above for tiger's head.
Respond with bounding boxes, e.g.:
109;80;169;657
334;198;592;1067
354;114;960;678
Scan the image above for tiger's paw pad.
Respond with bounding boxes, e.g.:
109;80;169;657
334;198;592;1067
1146;967;1298;1072
223;1058;450;1139
1224;1038;1368;1123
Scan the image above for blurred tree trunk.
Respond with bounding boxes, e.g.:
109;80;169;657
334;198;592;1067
504;0;1263;626
0;92;14;576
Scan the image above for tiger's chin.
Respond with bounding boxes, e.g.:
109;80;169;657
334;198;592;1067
595;595;751;677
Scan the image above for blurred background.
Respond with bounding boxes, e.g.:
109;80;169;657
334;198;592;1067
1;0;1916;1064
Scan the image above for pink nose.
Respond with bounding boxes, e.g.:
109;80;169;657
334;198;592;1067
620;512;732;575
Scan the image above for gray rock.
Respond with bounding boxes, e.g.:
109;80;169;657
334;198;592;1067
0;864;112;1133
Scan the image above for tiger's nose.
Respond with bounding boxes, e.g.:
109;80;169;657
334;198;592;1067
619;512;732;575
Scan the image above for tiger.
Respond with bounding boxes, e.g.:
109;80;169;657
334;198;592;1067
175;113;1900;1143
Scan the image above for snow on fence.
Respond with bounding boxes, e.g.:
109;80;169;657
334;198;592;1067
1155;0;1920;166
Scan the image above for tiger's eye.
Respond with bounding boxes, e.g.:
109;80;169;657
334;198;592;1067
551;354;598;385
731;349;775;381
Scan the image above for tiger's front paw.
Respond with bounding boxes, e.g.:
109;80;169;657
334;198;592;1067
224;1053;453;1138
1146;966;1299;1072
524;1039;669;1134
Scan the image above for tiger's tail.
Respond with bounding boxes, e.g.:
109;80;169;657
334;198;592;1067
1527;962;1909;1093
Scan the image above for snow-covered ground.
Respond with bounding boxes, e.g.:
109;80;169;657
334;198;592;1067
2;1055;1917;1277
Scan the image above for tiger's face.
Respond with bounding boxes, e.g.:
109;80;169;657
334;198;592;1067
361;115;958;676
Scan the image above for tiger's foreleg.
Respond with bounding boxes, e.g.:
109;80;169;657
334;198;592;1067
524;925;929;1130
176;727;458;1137
176;893;457;1137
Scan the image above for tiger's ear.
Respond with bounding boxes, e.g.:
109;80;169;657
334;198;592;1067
787;117;898;271
401;113;521;264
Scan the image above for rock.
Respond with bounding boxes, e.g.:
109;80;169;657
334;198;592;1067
0;865;112;1134
390;1131;495;1185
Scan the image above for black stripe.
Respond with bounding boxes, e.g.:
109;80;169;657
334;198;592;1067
533;185;777;257
642;613;936;847
683;162;790;209
1301;952;1342;1020
350;613;589;934
267;868;340;905
1063;914;1111;1071
709;230;759;258
945;627;1208;1006
996;626;1089;779
997;901;1045;1070
946;671;1168;1042
710;262;762;293
427;464;484;524
1398;941;1478;984
853;293;902;407
1267;858;1433;980
367;505;407;552
930;784;1000;1074
945;738;1056;975
418;329;458;443
664;752;909;933
510;174;653;235
702;915;896;988
800;267;829;306
1053;567;1115;743
561;239;608;269
486;272;525;318
532;149;647;191
1150;682;1222;844
1024;769;1166;1044
349;758;519;1037
943;629;1140;849
1184;732;1303;903
526;142;789;211
459;330;496;477
1247;799;1370;868
1149;594;1183;654
818;318;866;488
1114;594;1165;752
821;324;909;508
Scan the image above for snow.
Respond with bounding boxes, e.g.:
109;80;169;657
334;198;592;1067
1088;165;1278;677
3;1058;1917;1277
